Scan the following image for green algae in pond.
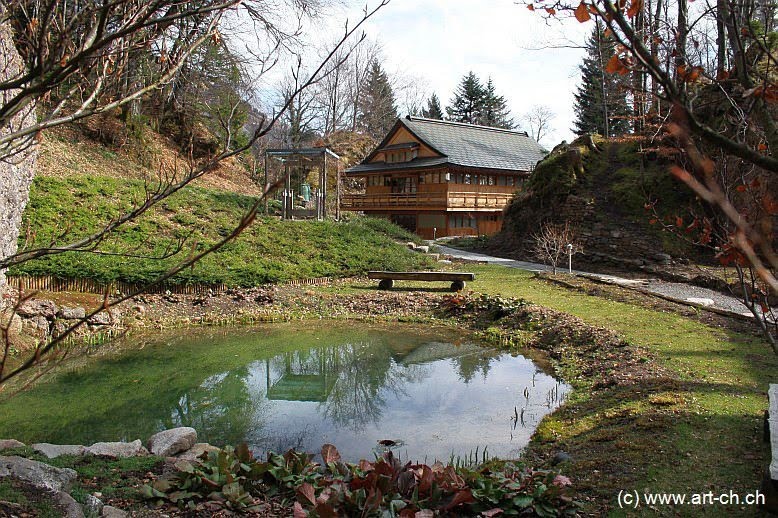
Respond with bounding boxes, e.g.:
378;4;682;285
1;323;569;462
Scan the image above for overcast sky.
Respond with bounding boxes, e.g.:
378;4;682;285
327;0;592;147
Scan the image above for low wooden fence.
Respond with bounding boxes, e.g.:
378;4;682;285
6;274;335;295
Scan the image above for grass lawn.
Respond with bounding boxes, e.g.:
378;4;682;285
467;264;775;516
10;175;431;287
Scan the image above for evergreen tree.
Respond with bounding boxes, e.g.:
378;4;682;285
480;78;513;129
357;60;398;139
446;72;485;124
421;93;444;119
572;23;632;137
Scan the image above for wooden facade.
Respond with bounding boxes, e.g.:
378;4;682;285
342;117;544;239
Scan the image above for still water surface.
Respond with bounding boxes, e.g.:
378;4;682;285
1;324;568;462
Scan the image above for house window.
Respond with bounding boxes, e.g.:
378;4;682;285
450;214;476;228
384;149;418;163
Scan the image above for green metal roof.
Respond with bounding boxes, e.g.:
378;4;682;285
347;116;546;175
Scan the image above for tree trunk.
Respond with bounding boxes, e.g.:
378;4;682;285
716;0;728;76
0;16;38;289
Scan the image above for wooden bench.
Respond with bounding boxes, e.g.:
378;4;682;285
368;271;475;292
764;384;778;512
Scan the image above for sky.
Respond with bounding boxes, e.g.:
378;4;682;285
327;0;593;147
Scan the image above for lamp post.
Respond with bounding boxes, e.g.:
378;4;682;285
565;243;573;274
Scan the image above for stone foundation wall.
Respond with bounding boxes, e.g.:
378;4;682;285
556;194;667;264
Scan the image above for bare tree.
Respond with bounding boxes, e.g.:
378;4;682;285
522;104;556;144
0;0;391;386
524;0;778;351
531;221;580;274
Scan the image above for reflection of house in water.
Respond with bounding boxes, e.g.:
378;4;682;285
265;349;338;402
393;341;485;365
264;339;496;405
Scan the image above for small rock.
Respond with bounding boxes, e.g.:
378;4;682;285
653;252;672;264
84;494;104;515
53;490;85;518
0;439;25;450
87;440;148;458
406;242;417;250
685;297;715;307
552;451;572;465
131;304;146;317
0;455;77;492
176;443;220;463
415;246;430;254
102;505;128;517
52;320;70;337
17;299;58;319
147;427;197;457
58;306;86;320
438;259;452;264
32;443;87;459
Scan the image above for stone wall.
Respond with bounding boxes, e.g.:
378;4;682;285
557;194;666;265
0;16;38;289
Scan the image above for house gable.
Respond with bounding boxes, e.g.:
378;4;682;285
365;120;445;165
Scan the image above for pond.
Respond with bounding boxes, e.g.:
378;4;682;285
1;323;569;463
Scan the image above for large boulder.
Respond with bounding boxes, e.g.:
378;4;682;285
102;505;128;517
53;490;86;518
17;299;58;320
0;439;24;450
87;311;112;326
32;443;87;459
176;442;220;463
147;427;197;457
87;440;148;458
58;306;86;320
0;455;77;492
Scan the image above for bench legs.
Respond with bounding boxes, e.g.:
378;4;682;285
376;279;466;291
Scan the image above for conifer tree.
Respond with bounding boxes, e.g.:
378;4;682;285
572;22;631;137
446;72;485;124
357;60;398;139
481;78;513;129
421;93;444;119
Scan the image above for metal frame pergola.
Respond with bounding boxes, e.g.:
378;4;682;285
264;147;342;220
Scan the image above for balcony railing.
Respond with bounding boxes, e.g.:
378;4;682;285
340;191;514;211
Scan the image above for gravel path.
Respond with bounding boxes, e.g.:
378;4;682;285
436;244;752;317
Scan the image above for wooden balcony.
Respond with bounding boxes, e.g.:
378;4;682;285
341;191;514;212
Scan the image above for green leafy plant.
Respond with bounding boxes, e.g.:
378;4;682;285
142;444;265;511
442;293;528;321
143;443;578;516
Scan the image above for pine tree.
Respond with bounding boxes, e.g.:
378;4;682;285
421;93;444;119
480;78;513;129
357;60;398;139
446;72;486;124
572;23;632;137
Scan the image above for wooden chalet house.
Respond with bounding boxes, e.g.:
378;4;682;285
341;116;546;238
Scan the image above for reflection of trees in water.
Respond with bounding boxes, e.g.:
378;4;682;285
454;351;499;383
165;367;271;446
319;342;428;432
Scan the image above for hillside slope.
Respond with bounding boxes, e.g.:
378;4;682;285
9;124;431;287
484;136;703;265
